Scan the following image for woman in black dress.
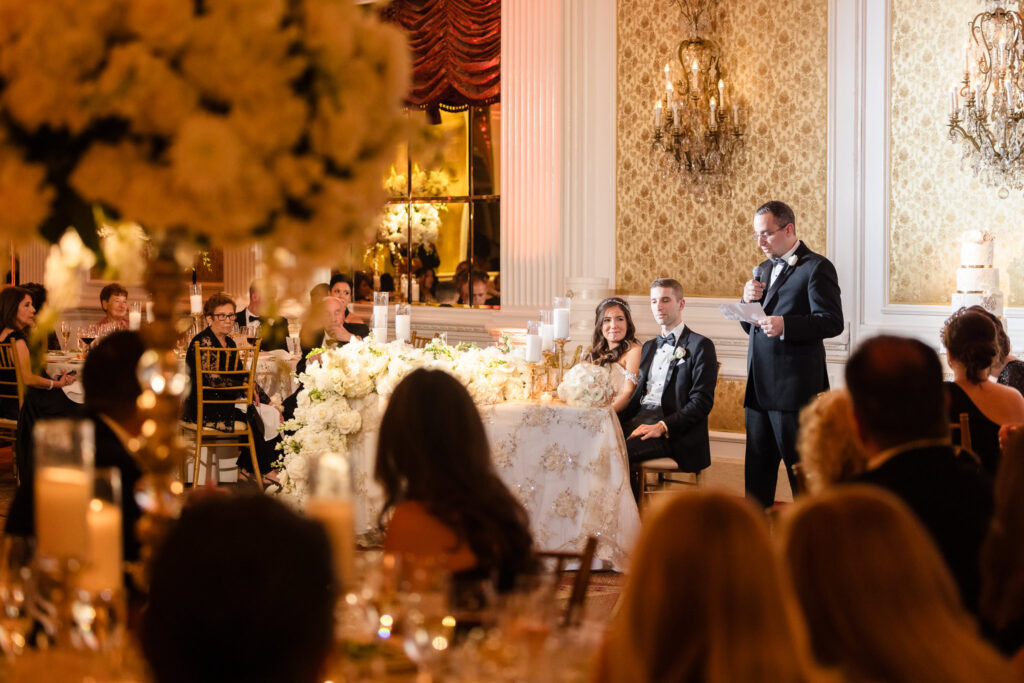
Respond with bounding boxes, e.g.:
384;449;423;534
182;292;281;481
970;306;1024;397
942;308;1024;475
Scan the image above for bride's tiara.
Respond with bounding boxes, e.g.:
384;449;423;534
599;297;631;310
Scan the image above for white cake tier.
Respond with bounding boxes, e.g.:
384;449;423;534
952;291;1004;317
956;266;1000;293
961;231;995;266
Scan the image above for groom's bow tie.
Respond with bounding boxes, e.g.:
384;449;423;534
771;257;786;268
656;333;676;349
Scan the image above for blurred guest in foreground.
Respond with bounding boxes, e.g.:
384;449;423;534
980;425;1024;665
142;496;336;683
588;297;641;413
596;492;824;683
97;282;129;331
781;486;1017;683
234;279;289;351
183;293;280;482
376;369;534;590
795;389;866;494
5;332;146;566
845;335;993;612
973;305;1024;396
942;307;1024;474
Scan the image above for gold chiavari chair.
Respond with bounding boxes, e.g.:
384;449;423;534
409;332;436;349
0;341;25;483
180;341;263;490
534;536;599;628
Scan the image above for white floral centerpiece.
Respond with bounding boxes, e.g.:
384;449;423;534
0;0;412;282
377;164;452;252
557;363;616;409
276;337;532;505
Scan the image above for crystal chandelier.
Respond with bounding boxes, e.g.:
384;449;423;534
948;1;1024;193
650;0;745;194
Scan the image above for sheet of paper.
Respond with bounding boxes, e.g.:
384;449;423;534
718;302;766;324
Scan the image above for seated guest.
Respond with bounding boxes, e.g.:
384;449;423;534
782;486;1017;683
0;287;77;478
376;369;534;590
20;282;60;350
5;333;146;565
942;307;1024;474
846;335;993;611
618;278;717;501
435;281;459;306
183;293;281;480
596;492;822;683
588;297;642;413
142;496;336;683
97;282;129;331
328;273;365;324
379;273;395;293
235;279;289;351
417;267;438;303
456;270;470;305
973;306;1024;397
795;389;867;494
980;425;1024;662
353;271;374;301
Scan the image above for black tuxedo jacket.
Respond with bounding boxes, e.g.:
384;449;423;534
235;308;290;351
741;242;844;411
619;326;718;471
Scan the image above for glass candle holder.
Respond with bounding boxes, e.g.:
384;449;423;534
525;321;542;363
128;302;142;331
395;304;412;343
540;310;555;352
552;297;571;340
189;283;203;316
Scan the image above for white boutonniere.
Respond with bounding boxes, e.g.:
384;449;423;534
786;254;799;267
673;347;687;361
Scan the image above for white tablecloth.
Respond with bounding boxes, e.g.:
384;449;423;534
347;399;640;571
256;351;299;400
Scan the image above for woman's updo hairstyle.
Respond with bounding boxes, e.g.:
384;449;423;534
942;308;999;383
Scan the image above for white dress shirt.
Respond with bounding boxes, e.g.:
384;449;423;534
770;241;801;287
641;320;687;408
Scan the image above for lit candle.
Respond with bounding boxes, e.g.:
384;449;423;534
306;498;355;590
540;391;553;405
964;42;970;74
733;104;740;127
717;79;725;107
78;499;123;593
372;273;381;291
553;307;571;340
672;102;680;127
540;323;554;352
950;85;958;115
395;312;411;343
664;63;670;81
410;278;420;302
654;100;663;128
372;327;387;343
690;59;700;90
709;96;718;128
189;293;203;315
128;310;141;331
976;82;985;108
373;303;388;330
145;299;154;323
35;467;91;559
525;333;541;363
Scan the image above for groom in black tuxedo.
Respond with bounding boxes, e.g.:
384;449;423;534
741;201;844;507
619;278;718;502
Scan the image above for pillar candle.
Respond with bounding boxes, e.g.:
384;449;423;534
654;100;662;128
411;279;420;302
372;305;388;330
78;499;123;593
372;327;387;343
540;323;555;352
553;307;571;340
145;300;154;323
306;498;355;590
189;294;203;315
395;313;411;343
128;311;142;331
35;467;91;559
525;334;542;363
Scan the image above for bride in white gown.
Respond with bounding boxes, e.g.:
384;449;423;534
588;297;642;412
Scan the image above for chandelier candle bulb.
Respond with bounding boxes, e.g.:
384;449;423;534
733;104;740;127
718;79;725;106
673;102;680;128
654;100;663;128
78;499;123;593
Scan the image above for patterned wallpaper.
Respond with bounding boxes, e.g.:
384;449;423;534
615;0;829;297
890;0;1024;306
709;377;746;433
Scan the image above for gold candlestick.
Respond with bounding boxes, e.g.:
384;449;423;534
553;338;569;386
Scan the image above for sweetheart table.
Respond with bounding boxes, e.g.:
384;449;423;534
347;399;640;571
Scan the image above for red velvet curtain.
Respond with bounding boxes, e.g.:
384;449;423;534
383;0;500;121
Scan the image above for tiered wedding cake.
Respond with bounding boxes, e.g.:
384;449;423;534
951;230;1004;317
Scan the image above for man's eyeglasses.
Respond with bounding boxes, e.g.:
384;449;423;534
749;227;786;243
209;313;234;321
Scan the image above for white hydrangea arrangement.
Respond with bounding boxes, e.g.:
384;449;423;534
276;337;532;504
557;363;616;409
378;202;442;248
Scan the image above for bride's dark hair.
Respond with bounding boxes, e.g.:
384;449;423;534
375;369;534;581
590;298;639;366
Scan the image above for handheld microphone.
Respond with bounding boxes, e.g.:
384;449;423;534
752;265;762;282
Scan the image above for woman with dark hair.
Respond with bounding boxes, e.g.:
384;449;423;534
20;282;61;350
183;292;281;482
782;486;1017;683
970;305;1024;397
328;273;366;325
417;267;438;303
588;298;641;413
942;308;1024;474
376;369;534;589
980;426;1024;667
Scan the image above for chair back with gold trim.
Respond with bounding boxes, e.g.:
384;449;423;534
0;340;25;414
410;332;435;349
951;412;973;454
534;536;599;627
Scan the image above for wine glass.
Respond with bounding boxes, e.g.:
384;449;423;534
58;322;71;352
0;536;35;658
398;557;454;678
79;325;97;353
245;324;259;348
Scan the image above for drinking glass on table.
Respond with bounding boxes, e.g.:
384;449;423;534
78;325;97;353
58;322;71;352
0;536;35;659
245;324;260;348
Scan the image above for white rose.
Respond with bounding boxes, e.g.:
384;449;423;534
336;409;362;434
285;454;309;481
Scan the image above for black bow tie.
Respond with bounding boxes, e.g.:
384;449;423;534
771;258;786;268
657;333;676;349
249;314;263;323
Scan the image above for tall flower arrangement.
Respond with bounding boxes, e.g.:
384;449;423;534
0;0;411;275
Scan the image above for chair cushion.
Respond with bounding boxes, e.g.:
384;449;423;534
642;457;680;471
